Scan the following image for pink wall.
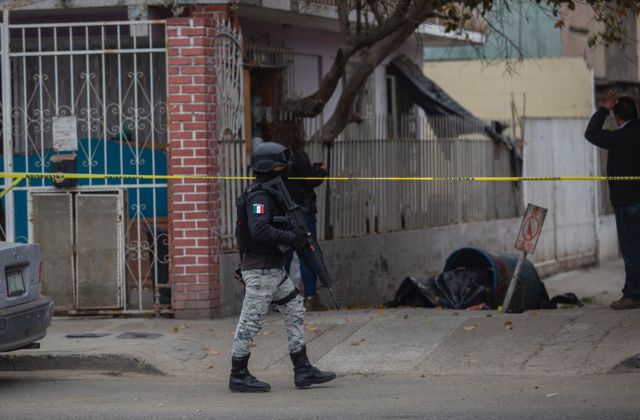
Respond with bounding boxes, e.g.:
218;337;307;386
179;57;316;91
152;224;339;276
240;18;423;122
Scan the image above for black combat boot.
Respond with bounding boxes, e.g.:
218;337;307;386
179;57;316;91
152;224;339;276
290;345;336;389
229;354;271;393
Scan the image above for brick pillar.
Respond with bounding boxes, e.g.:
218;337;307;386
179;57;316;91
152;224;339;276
166;10;224;319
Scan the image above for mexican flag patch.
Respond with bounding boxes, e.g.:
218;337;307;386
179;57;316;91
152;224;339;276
252;203;266;215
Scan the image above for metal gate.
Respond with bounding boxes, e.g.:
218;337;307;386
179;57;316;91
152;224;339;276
0;11;169;315
214;18;249;251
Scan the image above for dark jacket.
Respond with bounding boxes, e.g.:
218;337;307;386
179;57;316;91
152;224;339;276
286;150;328;214
585;107;640;207
237;184;296;271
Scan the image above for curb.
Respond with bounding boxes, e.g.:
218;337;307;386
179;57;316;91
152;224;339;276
0;353;165;375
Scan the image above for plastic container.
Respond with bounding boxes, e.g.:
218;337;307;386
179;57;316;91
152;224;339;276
443;247;545;310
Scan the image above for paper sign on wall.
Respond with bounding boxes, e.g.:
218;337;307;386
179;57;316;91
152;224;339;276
52;116;78;152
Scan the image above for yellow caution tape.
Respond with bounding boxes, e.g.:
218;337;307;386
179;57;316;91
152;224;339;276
2;172;640;199
2;171;640;198
0;176;25;199
2;172;640;183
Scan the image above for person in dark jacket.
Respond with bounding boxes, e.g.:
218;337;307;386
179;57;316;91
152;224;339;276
585;91;640;310
274;120;329;311
229;142;336;392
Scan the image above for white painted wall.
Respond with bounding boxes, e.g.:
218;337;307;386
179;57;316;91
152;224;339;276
522;118;598;267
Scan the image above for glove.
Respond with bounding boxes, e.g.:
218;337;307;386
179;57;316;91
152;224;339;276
292;230;313;250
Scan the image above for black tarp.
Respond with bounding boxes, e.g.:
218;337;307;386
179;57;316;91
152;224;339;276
385;270;582;312
388;56;523;177
389;56;482;124
385;270;491;310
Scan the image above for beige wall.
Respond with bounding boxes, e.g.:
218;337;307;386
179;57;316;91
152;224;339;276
560;3;606;80
560;3;639;83
423;57;594;122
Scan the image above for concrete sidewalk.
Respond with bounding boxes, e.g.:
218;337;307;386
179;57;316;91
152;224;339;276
1;259;639;378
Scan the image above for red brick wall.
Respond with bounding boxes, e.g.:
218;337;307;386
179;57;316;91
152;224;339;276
166;8;225;319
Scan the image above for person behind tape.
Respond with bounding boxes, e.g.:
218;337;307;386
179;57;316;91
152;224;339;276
229;142;336;392
585;91;640;310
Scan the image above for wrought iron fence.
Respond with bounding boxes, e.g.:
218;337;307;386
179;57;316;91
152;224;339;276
218;115;519;251
0;18;169;314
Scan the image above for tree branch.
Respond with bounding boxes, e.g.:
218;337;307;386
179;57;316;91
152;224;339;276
367;0;385;25
337;0;352;43
316;4;435;143
283;0;419;119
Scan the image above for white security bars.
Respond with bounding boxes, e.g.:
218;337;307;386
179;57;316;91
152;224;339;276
218;115;519;251
1;18;168;314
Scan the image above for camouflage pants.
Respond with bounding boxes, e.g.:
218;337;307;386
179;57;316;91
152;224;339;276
232;268;306;358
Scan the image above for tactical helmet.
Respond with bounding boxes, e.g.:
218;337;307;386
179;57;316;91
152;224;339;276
250;142;292;173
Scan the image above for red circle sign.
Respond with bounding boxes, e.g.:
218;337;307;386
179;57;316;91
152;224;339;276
522;216;541;241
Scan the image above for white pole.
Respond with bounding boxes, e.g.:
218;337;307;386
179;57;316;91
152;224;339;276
502;251;527;312
2;8;15;242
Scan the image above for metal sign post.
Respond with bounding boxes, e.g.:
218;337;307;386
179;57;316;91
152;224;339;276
502;203;548;312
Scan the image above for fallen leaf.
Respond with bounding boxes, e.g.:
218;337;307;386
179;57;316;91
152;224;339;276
546;393;559;397
528;311;543;317
304;325;322;333
180;323;189;329
173;326;179;333
403;314;409;320
390;315;397;320
485;314;493;318
504;321;513;330
621;322;632;327
207;365;213;369
250;343;257;348
463;325;477;331
350;341;361;346
207;350;221;356
258;331;273;336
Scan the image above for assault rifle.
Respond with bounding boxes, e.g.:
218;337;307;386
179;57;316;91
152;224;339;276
262;176;339;310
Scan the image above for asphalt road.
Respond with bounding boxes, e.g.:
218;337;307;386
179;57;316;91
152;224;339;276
1;371;639;419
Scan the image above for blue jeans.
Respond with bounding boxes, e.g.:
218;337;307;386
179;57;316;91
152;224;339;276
614;203;640;300
284;210;317;297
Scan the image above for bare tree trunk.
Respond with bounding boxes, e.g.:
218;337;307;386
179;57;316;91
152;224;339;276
315;20;423;143
282;0;419;119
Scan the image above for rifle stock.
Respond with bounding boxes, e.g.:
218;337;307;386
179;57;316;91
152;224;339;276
263;177;340;310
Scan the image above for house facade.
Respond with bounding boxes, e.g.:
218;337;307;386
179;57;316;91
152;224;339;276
1;0;493;318
422;3;631;274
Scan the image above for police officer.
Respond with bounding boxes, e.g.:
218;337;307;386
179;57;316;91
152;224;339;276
229;142;336;393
